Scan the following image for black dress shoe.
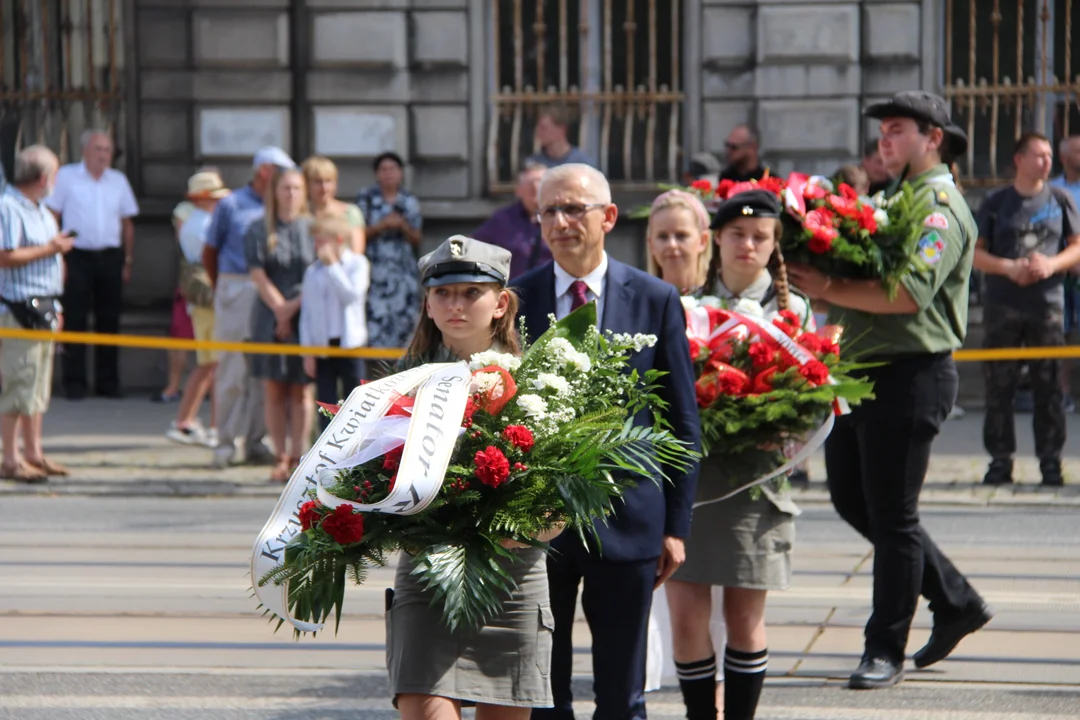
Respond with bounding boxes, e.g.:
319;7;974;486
849;656;904;689
913;602;992;669
982;458;1013;485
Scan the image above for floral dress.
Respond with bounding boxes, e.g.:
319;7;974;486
357;187;422;349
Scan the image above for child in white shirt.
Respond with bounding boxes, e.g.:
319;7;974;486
301;216;371;430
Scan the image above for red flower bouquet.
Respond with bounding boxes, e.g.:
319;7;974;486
778;173;937;298
683;298;874;487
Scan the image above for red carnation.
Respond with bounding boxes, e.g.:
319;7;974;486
320;504;365;545
807;234;833;254
797;332;824;354
838;182;859;200
388;474;397;492
502;425;536;453
298;501;320;531
799;359;830;385
382;445;403;471
772;310;802;338
464;396;478;421
715;179;735;199
688;337;709;362
757;176;786;197
857;205;878;234
690;179;713;193
474;446;511;488
716;369;749;396
804;183;827;200
748;341;776;369
827;194;858;220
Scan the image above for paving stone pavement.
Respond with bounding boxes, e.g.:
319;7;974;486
3;397;1078;504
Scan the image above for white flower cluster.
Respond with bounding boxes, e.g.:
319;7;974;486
872;208;889;228
471;372;502;394
468;351;521;372
516;393;549;418
608;332;658;353
531;372;571;395
733;297;765;317
546;338;592;373
680;296;699;312
696;295;723;309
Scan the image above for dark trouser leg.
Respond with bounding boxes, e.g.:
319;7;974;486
982;308;1025;459
579;557;657;720
93;248;124;393
859;356;979;661
531;546;583;720
1026;314;1066;461
825;413;871;540
61;249;93;393
314;358;337;432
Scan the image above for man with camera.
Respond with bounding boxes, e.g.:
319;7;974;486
0;145;75;482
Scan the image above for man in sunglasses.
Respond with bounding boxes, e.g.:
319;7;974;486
719;124;767;183
515;164;701;720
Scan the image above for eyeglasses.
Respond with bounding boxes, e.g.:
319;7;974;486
536;203;607;223
724;142;747;151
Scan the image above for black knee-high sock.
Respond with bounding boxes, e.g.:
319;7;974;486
675;655;718;720
724;647;767;720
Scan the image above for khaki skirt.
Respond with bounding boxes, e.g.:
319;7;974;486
386;547;555;708
673;456;798;591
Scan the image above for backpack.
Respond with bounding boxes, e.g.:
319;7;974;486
178;257;215;308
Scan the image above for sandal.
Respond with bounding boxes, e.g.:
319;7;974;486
270;455;291;484
1;462;47;484
24;456;70;477
289;455;303;472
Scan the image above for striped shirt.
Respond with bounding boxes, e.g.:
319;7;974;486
0;185;64;301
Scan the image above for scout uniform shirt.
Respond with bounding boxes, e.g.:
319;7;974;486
828;163;977;358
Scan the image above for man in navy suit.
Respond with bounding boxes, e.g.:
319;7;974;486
517;164;701;720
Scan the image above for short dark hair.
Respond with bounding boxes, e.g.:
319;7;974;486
1014;132;1051;156
538;103;572;128
863;138;880;157
372;151;405;172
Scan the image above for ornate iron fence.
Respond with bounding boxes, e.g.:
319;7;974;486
487;0;685;192
942;0;1080;185
0;0;125;168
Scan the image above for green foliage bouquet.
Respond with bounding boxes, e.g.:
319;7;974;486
253;303;698;635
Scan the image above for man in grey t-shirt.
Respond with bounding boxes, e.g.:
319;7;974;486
975;132;1080;486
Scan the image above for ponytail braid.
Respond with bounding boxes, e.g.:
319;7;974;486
769;243;791;312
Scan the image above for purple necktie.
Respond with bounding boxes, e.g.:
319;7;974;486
569;280;589;311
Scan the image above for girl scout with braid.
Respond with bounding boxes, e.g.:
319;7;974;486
658;189;811;720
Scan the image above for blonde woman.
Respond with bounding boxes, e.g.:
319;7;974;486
301;156;366;254
244;168;316;482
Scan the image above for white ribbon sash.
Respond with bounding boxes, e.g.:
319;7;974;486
250;362;472;632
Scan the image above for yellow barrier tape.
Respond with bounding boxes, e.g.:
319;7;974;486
0;326;1076;362
0;327;405;360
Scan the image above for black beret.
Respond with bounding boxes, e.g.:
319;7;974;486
864;90;952;128
710;189;782;230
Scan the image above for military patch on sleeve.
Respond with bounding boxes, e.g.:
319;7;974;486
924;212;950;230
917;231;947;266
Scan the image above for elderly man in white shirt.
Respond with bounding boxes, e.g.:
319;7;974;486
46;130;139;400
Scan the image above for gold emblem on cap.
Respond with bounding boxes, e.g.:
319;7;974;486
449;238;465;257
741;206;753;215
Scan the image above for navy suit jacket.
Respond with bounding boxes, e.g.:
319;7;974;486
513;258;702;562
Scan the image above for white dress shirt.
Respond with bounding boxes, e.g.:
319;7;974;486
45;162;139;250
299;249;371;353
553;252;609;321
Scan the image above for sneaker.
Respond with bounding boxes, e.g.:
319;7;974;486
1064;395;1077;414
165;421;206;446
211;443;236;469
202;428;219;449
948;404;966;420
1040;459;1064;487
983;458;1014;485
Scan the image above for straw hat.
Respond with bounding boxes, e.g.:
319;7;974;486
186;171;230;200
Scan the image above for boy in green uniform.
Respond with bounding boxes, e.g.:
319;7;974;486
788;91;991;689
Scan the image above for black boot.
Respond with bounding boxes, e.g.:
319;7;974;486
723;647;767;720
675;655;718;720
983;458;1013;485
1040;459;1064;487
